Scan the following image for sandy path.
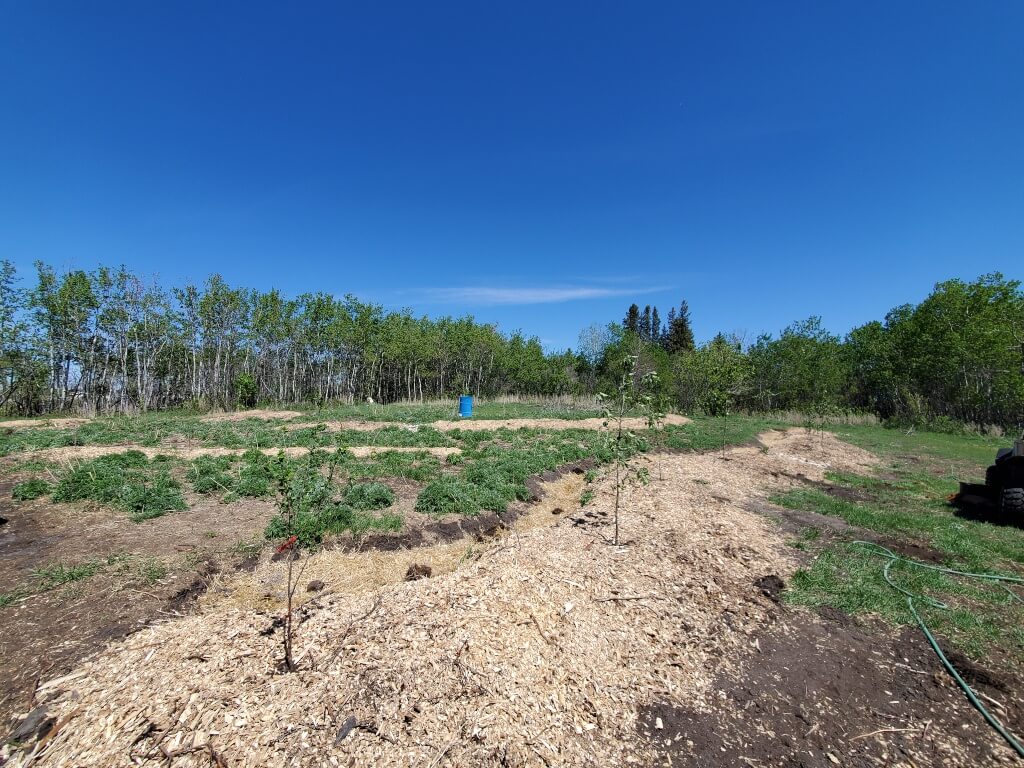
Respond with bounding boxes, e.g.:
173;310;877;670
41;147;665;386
283;413;691;433
6;429;885;768
22;444;460;462
2;412;689;434
0;417;92;431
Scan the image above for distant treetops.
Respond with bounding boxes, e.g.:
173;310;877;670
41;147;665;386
622;300;695;354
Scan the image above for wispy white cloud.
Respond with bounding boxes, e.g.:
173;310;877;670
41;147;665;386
421;285;666;305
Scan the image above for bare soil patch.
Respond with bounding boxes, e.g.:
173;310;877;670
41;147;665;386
0;485;275;728
639;612;1024;767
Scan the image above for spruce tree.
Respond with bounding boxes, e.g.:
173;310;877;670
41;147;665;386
651;306;661;341
641;305;652;340
665;299;696;353
623;304;640;334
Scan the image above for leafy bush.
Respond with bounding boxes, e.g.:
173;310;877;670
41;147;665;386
188;449;281;498
236;449;278;496
235;372;258;408
12;478;51;500
344;481;395;510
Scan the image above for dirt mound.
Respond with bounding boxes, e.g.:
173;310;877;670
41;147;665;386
284;413;692;434
0;417;91;431
26;444;460;463
199;410;303;422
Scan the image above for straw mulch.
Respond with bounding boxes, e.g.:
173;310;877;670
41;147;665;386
284;414;691;433
27;445;459;463
0;417;92;431
6;429;874;767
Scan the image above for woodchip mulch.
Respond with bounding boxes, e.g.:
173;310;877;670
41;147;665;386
4;430;877;768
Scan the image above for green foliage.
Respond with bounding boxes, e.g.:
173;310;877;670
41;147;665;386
188;454;234;493
235;372;258;408
845;273;1024;427
188;449;282;498
746;317;847;415
52;451;187;521
12;477;51;500
674;333;750;416
415;476;497;516
263;460;401;547
344;481;395;510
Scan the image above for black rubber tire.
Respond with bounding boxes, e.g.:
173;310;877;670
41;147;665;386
1001;487;1024;517
985;465;999;488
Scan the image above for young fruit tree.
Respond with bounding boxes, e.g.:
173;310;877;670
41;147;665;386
271;453;314;673
598;354;664;546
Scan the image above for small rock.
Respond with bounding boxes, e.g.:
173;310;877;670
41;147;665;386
655;717;664;730
9;706;55;744
335;715;357;745
551;507;564;515
405;563;432;581
306;579;325;592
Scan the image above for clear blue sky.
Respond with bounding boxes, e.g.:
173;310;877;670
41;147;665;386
1;2;1021;351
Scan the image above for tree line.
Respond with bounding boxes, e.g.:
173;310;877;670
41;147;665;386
2;261;1021;429
0;261;578;414
587;273;1024;430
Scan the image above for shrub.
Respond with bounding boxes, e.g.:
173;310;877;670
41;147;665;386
236;449;280;496
235;372;258;408
12;478;51;500
188;450;280;498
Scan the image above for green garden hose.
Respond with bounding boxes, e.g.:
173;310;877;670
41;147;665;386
851;540;1024;758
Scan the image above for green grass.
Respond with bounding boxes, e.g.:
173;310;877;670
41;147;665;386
658;414;783;452
776;423;1024;661
1;553;177;610
32;560;103;589
301;399;605;423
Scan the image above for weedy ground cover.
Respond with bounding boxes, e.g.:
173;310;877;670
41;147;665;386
263;463;402;547
1;553;170;609
14;451;190;521
775;424;1024;660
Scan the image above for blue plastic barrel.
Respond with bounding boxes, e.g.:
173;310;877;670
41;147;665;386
458;395;473;418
